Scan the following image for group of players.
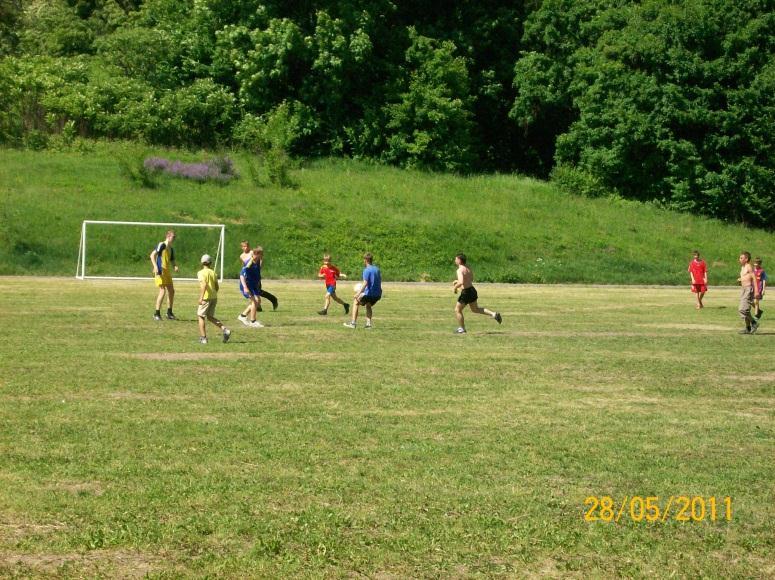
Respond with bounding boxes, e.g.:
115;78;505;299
148;230;503;343
688;250;768;334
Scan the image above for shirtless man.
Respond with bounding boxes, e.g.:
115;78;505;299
737;251;759;334
452;253;502;334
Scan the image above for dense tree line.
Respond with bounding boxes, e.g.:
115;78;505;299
1;0;772;226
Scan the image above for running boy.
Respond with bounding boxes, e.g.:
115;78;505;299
452;253;502;334
197;254;231;344
688;250;708;309
239;240;278;311
344;253;381;329
237;247;264;328
150;230;179;320
318;254;349;315
753;257;767;320
737;251;759;334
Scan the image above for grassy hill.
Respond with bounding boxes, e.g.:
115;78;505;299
1;143;773;283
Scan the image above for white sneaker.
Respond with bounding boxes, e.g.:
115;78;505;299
199;336;208;344
365;322;372;329
238;314;250;326
250;320;264;328
343;321;356;329
455;327;466;334
222;328;231;343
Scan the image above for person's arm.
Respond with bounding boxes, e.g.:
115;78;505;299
452;269;464;293
198;279;207;304
170;247;179;272
150;246;160;275
240;271;252;298
703;264;707;285
355;276;368;299
318;267;326;279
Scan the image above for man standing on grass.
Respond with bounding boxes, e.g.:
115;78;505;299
150;230;179;321
452;253;502;334
344;253;381;329
197;254;231;344
688;250;708;309
738;251;759;334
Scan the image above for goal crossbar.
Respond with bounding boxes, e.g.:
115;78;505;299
76;220;225;282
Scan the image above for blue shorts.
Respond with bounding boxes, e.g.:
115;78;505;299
326;285;337;295
241;284;261;299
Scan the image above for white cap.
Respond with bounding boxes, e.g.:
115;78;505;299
200;254;212;264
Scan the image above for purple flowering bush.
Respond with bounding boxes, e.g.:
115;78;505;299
143;156;237;182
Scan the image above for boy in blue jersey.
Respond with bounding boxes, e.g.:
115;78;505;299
239;240;278;311
344;253;382;329
238;247;265;328
150;230;179;320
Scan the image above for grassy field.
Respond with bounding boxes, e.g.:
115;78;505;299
1;144;774;284
0;277;773;577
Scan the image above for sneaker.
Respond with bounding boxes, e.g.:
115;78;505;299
199;336;208;344
270;297;279;311
153;314;162;321
223;328;231;343
455;327;467;334
238;314;250;326
166;312;177;320
343;321;356;329
344;303;350;315
750;321;759;334
365;322;372;329
739;328;752;334
318;309;328;315
250;320;264;328
756;309;763;320
494;312;502;324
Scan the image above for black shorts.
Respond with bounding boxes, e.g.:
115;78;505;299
357;295;381;306
458;286;478;305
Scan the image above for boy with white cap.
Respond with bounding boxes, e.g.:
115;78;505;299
197;254;231;344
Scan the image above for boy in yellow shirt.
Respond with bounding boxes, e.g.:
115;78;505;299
197;254;231;344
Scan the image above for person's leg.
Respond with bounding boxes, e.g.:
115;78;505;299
365;303;373;327
248;297;258;322
455;302;466;331
166;285;175;314
261;289;278;310
698;290;705;308
469;301;502;324
739;288;753;332
198;315;207;339
155;286;167;312
345;300;360;327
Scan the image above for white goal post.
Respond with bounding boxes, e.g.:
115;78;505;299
76;220;225;282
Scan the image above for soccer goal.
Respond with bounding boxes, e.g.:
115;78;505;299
75;220;225;281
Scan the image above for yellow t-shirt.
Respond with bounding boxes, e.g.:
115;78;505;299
197;267;219;300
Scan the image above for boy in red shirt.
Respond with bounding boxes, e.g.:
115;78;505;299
753;257;767;321
688;250;708;309
318;254;349;315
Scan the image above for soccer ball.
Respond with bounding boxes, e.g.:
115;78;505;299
353;282;364;294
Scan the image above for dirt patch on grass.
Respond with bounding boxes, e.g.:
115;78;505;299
0;519;66;541
126;352;246;361
121;351;333;361
50;481;104;496
637;323;732;331
1;549;163;577
724;372;775;382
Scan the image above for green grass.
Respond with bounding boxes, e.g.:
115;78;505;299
0;278;773;577
1;143;773;283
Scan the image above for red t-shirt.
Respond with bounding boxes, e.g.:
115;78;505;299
688;259;707;284
319;264;341;287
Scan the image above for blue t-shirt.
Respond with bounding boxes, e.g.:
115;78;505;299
362;264;382;298
240;258;261;291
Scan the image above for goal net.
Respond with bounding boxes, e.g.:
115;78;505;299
75;221;225;281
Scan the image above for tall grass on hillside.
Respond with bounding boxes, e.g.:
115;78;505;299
0;144;773;283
